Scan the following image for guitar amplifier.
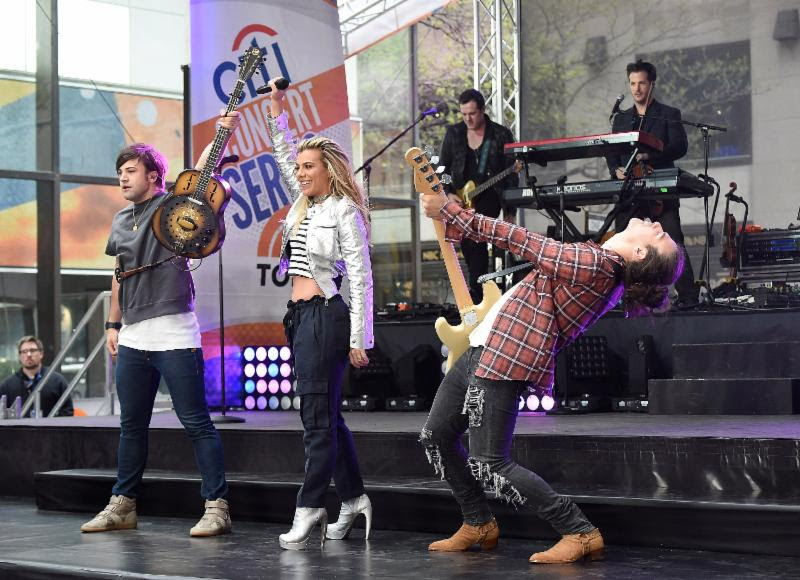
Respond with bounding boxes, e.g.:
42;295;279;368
738;229;800;283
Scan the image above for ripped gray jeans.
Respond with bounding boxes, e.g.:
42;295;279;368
420;346;594;535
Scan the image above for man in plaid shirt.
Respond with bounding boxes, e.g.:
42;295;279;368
420;194;682;565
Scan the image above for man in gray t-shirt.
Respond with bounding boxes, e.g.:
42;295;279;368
81;112;240;538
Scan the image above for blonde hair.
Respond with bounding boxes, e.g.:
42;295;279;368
292;137;371;240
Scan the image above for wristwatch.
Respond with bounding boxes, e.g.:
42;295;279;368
105;321;122;330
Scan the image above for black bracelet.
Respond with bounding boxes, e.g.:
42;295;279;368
105;321;122;330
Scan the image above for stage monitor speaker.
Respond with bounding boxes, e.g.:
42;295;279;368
554;336;620;412
342;344;393;402
394;343;440;401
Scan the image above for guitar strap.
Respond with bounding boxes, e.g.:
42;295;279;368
114;254;182;283
477;261;533;284
477;135;492;175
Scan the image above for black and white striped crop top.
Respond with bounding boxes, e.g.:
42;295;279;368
287;217;312;278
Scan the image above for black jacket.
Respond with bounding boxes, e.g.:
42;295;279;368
439;118;518;217
0;366;74;417
606;99;688;177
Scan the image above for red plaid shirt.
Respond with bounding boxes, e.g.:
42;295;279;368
442;202;625;387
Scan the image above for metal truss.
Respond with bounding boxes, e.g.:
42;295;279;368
473;0;520;138
339;0;412;54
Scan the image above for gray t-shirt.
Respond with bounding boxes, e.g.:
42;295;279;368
105;192;195;325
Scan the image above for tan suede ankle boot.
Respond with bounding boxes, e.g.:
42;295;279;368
529;528;605;564
428;519;499;552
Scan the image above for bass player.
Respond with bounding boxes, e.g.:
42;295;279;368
418;186;683;564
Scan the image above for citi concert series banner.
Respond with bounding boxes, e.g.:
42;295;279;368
189;0;350;403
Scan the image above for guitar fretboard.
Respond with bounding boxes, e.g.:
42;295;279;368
192;79;245;200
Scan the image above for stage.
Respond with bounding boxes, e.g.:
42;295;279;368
2;411;799;575
3;289;800;576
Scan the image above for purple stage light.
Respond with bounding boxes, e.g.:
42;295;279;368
280;379;292;394
526;394;540;411
280;363;292;377
268;396;280;410
244;396;256;410
256;379;267;394
541;394;555;411
268;379;279;394
257;396;268;410
256;363;267;378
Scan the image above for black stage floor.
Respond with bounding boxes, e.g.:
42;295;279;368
2;497;798;580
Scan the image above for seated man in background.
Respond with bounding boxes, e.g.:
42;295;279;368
0;335;73;417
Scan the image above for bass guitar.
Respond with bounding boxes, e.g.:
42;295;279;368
405;147;502;371
152;47;263;259
457;160;523;209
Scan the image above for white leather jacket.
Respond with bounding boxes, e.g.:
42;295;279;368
266;112;374;350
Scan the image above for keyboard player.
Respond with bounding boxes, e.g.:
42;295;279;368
605;60;698;306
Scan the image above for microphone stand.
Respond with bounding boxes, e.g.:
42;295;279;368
355;112;435;196
212;159;244;425
211;244;244;425
614;111;728;307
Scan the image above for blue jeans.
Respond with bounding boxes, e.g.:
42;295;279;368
112;345;228;500
420;347;593;535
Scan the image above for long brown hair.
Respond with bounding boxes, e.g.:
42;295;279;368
292;137;370;240
621;245;685;317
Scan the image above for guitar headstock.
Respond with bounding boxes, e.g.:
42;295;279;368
238;47;264;82
405;147;445;196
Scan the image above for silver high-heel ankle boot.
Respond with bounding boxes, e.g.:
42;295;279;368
279;507;328;550
326;494;372;540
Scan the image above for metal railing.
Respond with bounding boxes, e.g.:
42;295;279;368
17;290;114;419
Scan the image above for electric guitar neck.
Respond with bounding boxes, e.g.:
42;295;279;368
405;147;501;371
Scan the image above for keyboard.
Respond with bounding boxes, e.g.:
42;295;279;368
503;168;714;208
504;131;663;165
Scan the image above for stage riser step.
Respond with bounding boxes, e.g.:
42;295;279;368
671;342;800;379
4;427;800;500
648;378;800;414
34;471;800;557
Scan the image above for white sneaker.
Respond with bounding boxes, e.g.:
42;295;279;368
80;495;137;533
189;498;232;537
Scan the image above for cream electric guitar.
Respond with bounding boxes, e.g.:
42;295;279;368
405;147;502;371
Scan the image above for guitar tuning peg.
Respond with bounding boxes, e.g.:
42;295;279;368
439;173;453;185
435;165;446;174
423;145;435;158
430;155;440;165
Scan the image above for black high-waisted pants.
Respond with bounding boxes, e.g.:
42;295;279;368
283;295;365;507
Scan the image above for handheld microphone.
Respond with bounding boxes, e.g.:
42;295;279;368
609;93;624;123
255;77;290;95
